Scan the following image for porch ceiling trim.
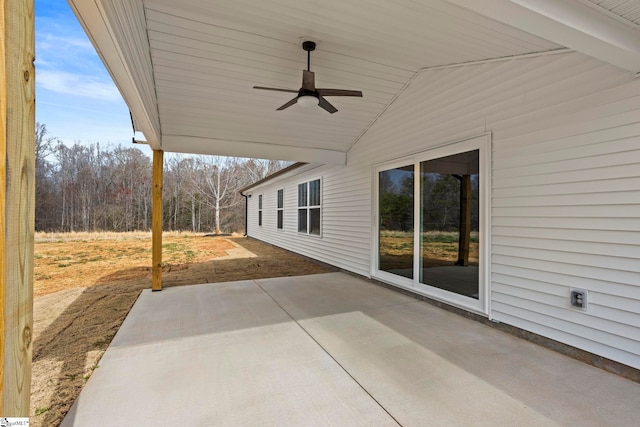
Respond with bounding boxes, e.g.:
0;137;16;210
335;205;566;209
161;135;347;165
446;0;640;73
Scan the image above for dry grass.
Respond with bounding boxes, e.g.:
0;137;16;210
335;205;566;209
379;231;479;271
34;232;238;297
35;230;232;243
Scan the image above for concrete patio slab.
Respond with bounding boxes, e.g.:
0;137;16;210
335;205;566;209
300;310;558;426
61;278;396;426
62;272;640;426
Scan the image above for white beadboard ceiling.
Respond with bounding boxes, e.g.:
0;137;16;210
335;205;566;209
586;0;640;26
68;0;640;164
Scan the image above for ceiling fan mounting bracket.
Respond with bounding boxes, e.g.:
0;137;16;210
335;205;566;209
302;41;316;52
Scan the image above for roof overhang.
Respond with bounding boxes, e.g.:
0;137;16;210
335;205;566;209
67;0;640;164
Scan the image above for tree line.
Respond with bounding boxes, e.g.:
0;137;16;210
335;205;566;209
379;171;479;233
35;123;287;233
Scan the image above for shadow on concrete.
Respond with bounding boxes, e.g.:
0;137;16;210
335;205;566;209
31;237;334;426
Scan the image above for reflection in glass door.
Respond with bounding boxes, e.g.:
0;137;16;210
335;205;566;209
376;147;482;303
378;165;414;279
419;150;479;298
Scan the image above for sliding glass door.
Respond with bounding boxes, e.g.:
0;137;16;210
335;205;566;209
374;136;488;313
378;164;414;280
419;150;479;298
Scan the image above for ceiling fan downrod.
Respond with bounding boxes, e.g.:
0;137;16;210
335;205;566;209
302;40;315;71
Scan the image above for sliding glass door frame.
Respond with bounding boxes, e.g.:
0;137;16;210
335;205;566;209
372;134;491;315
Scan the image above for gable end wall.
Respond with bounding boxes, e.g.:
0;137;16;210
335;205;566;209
246;52;640;370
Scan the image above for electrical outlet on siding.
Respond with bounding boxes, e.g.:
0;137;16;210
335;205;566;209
570;288;588;311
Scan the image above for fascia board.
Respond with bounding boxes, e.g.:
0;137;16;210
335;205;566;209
67;0;162;148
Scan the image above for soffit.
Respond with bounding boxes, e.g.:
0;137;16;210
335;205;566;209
142;0;561;162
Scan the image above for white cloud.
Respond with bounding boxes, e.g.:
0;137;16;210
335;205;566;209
38;33;93;52
37;70;121;101
35;0;132;147
36;32;106;76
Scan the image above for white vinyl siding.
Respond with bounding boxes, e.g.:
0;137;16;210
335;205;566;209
247;51;640;370
248;166;370;273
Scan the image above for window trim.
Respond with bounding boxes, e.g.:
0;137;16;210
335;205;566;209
297;178;322;237
258;194;263;227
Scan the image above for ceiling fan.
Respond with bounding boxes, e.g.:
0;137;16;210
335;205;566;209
253;41;363;114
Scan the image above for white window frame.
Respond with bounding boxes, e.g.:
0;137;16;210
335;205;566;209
258;194;263;227
297;178;322;236
276;188;284;231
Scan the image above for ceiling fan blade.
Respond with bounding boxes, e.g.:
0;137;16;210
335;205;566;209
302;70;315;90
317;89;363;97
253;86;298;93
318;96;338;114
276;96;299;111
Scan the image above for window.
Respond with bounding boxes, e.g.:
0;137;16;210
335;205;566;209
298;179;321;235
258;194;263;226
277;189;284;230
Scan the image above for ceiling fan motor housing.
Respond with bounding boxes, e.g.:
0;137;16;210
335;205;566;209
299;88;317;98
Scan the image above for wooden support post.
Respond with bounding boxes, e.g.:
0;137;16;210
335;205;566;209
152;149;163;291
457;175;471;266
0;0;35;415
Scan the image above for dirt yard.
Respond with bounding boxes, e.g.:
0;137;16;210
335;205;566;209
31;233;333;426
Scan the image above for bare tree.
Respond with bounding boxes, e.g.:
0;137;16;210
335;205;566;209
243;158;291;183
35;123;58;230
188;156;245;234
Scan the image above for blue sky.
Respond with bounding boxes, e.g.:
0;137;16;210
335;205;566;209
35;0;144;151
